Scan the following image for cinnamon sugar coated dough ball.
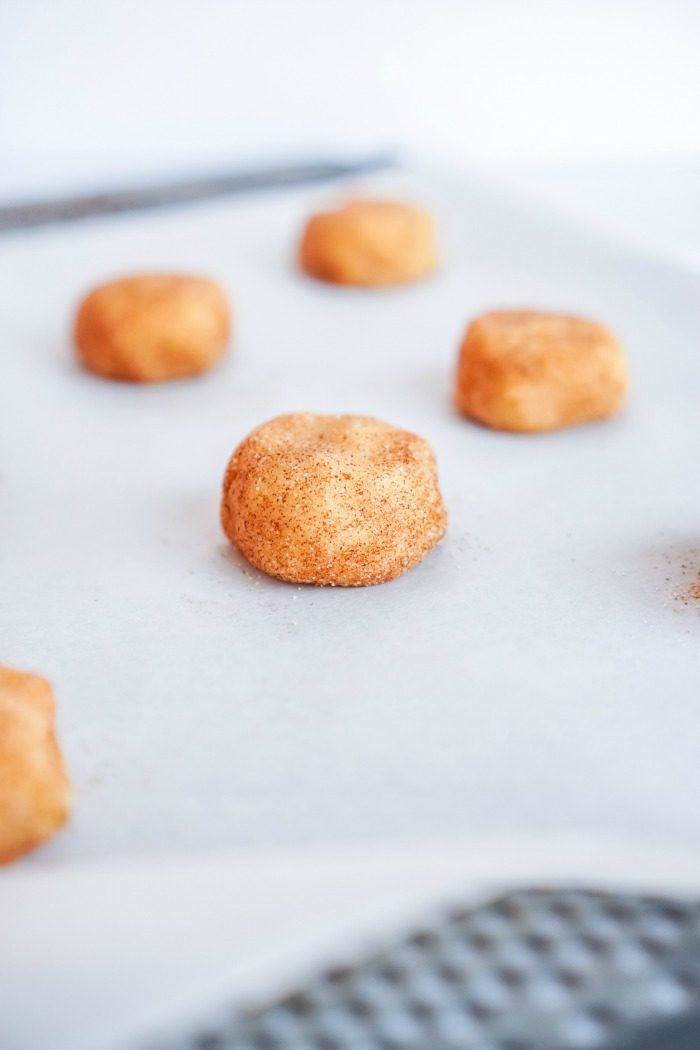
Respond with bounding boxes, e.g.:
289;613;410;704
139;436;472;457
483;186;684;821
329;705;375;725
0;666;72;864
221;413;447;586
299;199;439;286
74;274;231;381
455;310;628;433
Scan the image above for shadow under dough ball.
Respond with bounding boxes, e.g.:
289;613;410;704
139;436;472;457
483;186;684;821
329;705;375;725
221;413;447;586
455;309;629;433
0;665;71;864
299;199;439;287
74;274;231;382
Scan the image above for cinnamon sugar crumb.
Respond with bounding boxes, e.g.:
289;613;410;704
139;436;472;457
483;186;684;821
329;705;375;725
676;580;700;606
672;549;700;606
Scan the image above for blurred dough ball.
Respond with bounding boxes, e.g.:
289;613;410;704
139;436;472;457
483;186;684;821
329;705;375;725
0;665;72;864
221;413;447;586
299;199;439;287
74;274;231;382
455;309;628;433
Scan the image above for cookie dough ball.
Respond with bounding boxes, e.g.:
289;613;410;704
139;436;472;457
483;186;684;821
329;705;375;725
221;413;447;586
0;666;72;864
455;309;628;433
299;199;439;287
74;274;231;382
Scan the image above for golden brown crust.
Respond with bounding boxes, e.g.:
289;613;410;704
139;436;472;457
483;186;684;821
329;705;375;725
74;274;231;382
299;199;439;287
0;665;72;864
455;309;629;433
221;413;447;586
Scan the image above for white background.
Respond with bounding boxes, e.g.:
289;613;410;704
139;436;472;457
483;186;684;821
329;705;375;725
1;0;699;197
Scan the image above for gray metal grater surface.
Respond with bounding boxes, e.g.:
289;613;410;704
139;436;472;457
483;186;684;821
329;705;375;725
151;889;700;1050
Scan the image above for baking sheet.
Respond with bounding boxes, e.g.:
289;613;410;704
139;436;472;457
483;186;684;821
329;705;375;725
1;164;699;863
4;836;700;1050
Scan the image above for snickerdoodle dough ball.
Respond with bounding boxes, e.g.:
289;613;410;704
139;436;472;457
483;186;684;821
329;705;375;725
455;309;628;433
221;413;447;586
74;274;231;382
299;199;439;287
0;665;72;864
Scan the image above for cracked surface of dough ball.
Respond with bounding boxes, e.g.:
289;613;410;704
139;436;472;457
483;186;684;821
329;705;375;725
74;274;231;382
299;199;439;287
221;413;447;586
455;309;628;433
0;665;71;864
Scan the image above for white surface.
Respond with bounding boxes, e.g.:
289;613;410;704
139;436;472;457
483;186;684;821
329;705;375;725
2;836;700;1050
491;157;700;277
1;164;700;866
1;0;699;199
